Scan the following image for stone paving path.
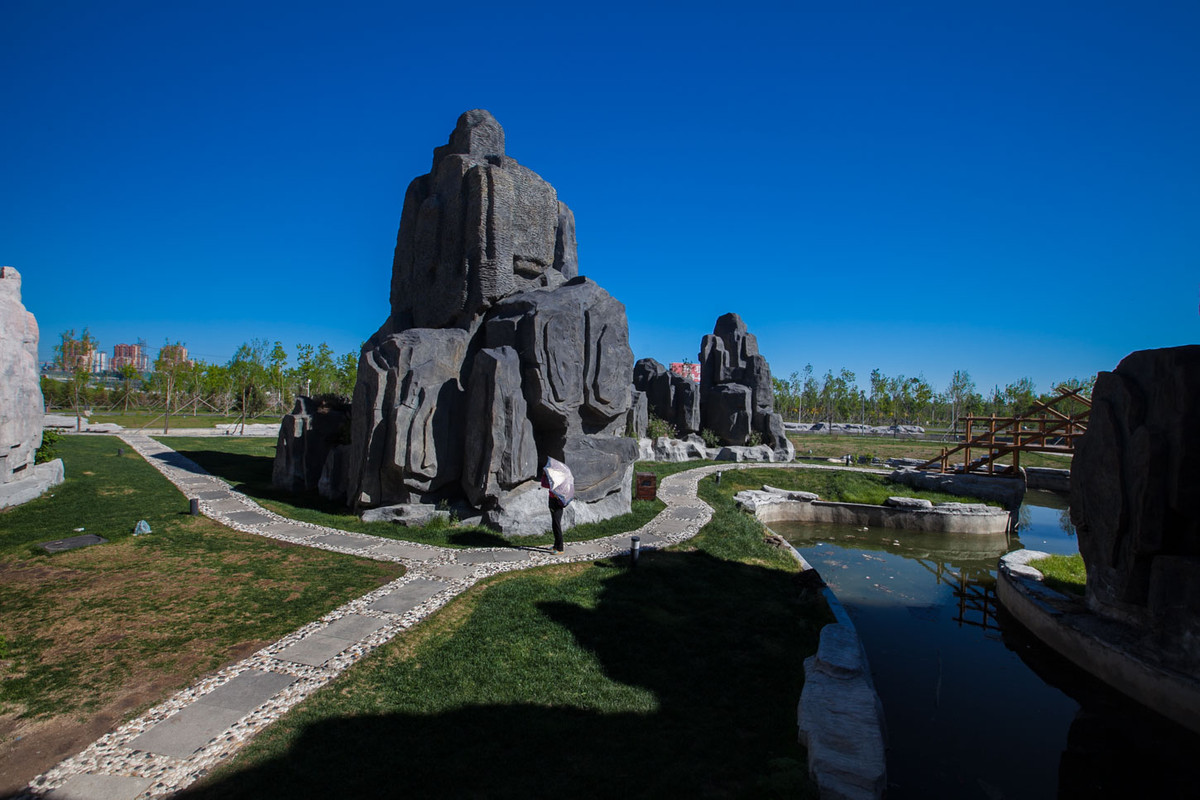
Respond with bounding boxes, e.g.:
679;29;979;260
19;434;735;800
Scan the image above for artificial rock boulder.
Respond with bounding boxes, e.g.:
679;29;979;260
698;313;791;458
632;357;700;435
0;267;63;509
1070;346;1200;671
332;111;635;534
272;396;350;494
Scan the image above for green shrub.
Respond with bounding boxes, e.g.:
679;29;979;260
646;414;677;440
746;430;763;447
699;428;721;448
35;429;61;464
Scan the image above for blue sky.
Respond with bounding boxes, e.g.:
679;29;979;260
4;0;1197;397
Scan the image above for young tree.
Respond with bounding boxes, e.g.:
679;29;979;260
116;362;141;413
1004;377;1037;416
335;350;358;396
155;340;191;433
946;369;976;433
800;364;819;423
269;341;288;411
229;340;269;433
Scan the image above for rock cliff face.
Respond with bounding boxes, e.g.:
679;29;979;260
0;267;44;484
1070;345;1200;671
284;111;635;534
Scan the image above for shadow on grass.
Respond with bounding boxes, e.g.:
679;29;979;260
155;448;363;517
179;550;826;799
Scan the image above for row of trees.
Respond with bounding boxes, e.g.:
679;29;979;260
44;336;360;427
771;365;1095;431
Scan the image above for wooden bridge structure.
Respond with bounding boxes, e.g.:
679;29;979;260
919;386;1090;477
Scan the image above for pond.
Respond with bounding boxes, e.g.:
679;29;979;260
773;490;1200;799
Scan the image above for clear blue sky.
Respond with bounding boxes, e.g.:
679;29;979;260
4;0;1197;397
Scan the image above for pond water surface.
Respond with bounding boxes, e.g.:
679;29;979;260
773;490;1200;799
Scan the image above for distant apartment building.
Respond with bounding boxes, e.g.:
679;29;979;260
112;343;150;372
156;343;193;369
90;350;108;373
58;335;96;372
669;362;700;383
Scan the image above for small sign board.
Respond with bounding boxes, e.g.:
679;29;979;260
635;472;657;501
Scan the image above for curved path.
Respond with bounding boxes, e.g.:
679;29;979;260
22;435;738;800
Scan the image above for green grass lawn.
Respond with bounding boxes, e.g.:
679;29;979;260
182;462;828;799
787;432;1073;469
0;436;401;789
158;437;698;549
1035;553;1087;596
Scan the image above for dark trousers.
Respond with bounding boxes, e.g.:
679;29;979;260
550;498;564;551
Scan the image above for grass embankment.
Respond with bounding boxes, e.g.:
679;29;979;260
786;432;1073;470
183;462;829;799
158;437;701;549
1036;554;1087;596
0;436;401;792
716;465;991;506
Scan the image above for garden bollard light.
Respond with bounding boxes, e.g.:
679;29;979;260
715;471;722;485
189;498;199;516
631;535;641;568
117;448;124;457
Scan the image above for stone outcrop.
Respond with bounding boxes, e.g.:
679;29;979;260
889;467;1026;510
1070;346;1200;672
0;267;63;509
272;396;349;494
288;111;636;535
698;313;792;459
632;358;700;434
798;623;888;799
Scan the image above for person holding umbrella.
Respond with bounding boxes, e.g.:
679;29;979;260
540;456;574;553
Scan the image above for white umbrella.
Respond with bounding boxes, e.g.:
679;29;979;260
542;457;575;505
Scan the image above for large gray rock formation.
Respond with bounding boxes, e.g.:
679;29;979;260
698;313;792;459
1071;346;1200;672
302;111;635;535
0;267;63;509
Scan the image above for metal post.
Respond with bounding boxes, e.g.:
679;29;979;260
117;447;123;457
189;498;199;516
714;471;722;485
630;536;641;567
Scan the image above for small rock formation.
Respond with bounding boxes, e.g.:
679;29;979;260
698;313;792;459
278;111;636;535
0;266;63;509
1071;345;1200;672
272;396;350;494
630;314;794;463
632;358;700;435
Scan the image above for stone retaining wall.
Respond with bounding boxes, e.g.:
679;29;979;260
740;491;1012;535
997;550;1200;736
1025;467;1070;493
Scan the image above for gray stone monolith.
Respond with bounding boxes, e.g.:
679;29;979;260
0;267;63;509
1071;345;1200;672
310;111;637;534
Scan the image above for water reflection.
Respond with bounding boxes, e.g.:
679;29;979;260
774;494;1198;798
774;501;1077;799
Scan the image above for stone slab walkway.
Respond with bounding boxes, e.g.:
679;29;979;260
19;436;742;799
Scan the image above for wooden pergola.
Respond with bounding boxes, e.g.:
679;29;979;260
920;386;1090;476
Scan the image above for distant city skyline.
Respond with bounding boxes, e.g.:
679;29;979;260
5;1;1197;397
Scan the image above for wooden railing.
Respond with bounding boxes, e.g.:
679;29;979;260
920;387;1090;476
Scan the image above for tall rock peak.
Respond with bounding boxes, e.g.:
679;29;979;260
277;113;633;535
392;110;577;331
